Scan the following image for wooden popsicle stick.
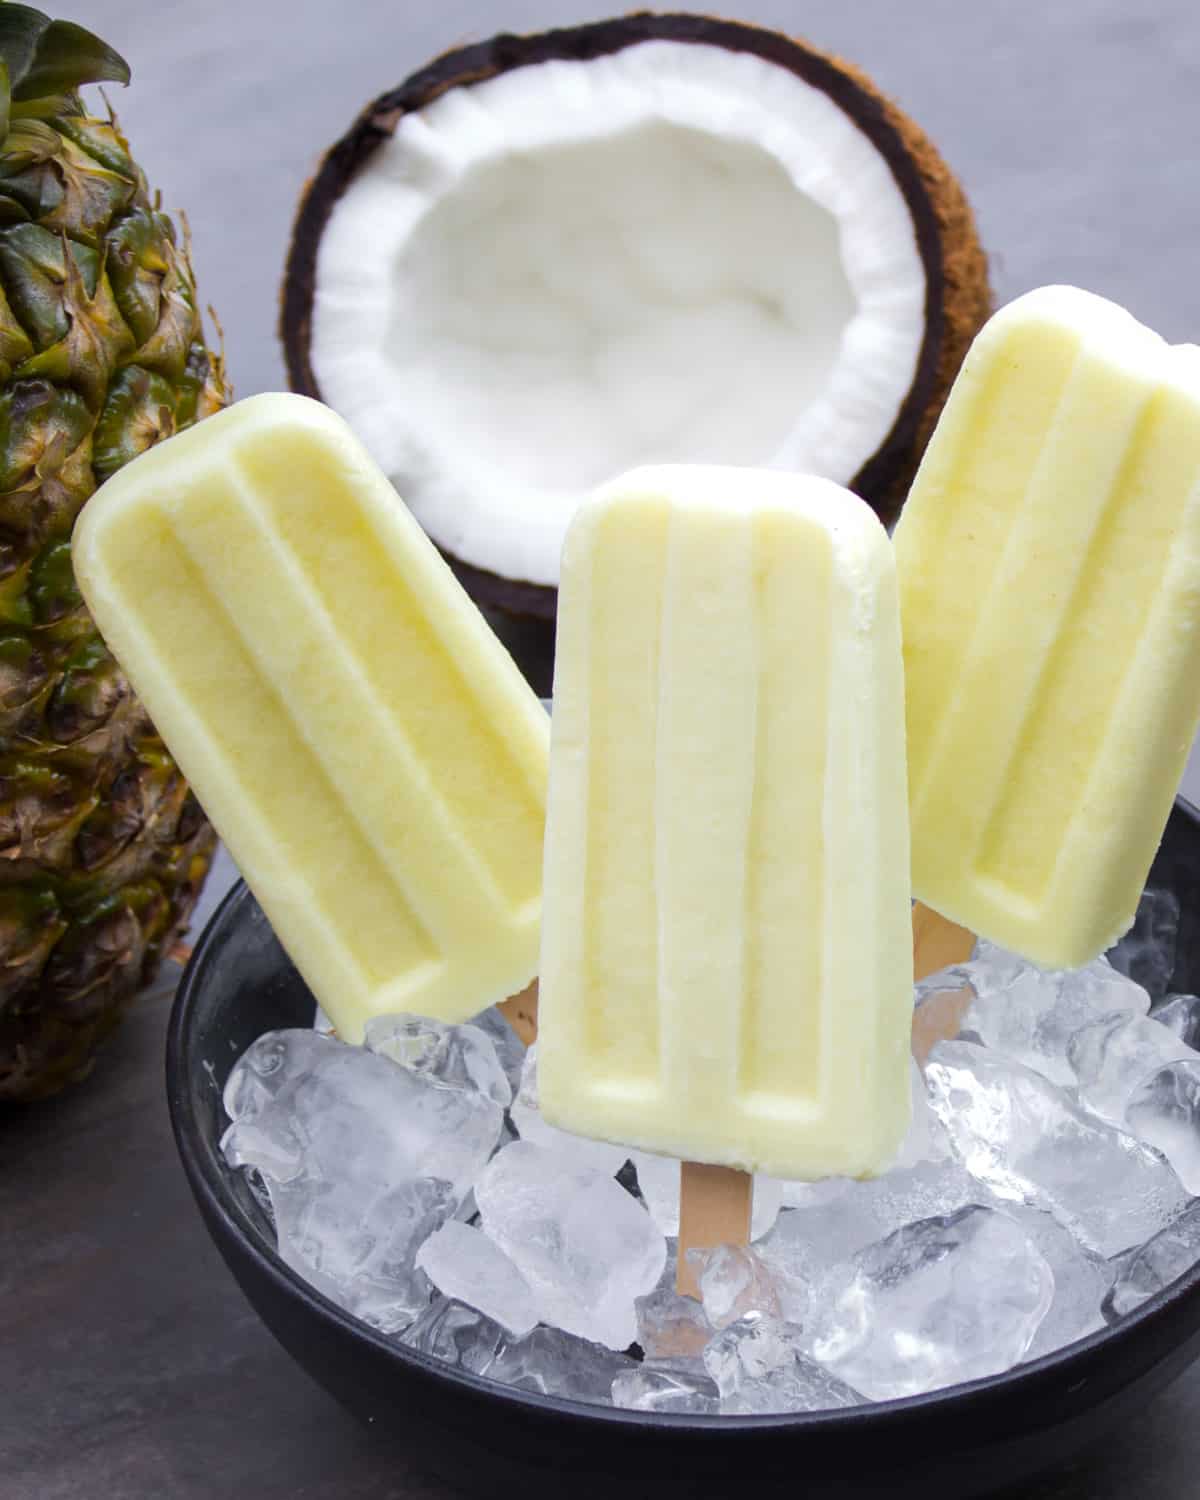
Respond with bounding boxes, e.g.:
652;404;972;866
676;1161;753;1298
912;900;975;982
493;903;973;1303
498;978;539;1047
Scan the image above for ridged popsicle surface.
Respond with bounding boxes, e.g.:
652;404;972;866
539;466;913;1181
73;394;549;1040
896;287;1200;968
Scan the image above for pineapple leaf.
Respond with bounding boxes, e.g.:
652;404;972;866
0;60;10;142
0;7;129;102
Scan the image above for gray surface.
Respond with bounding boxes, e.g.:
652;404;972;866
9;3;1200;1495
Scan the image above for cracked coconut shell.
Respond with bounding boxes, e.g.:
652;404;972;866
281;13;990;691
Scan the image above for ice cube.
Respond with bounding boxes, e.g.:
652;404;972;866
223;1029;504;1203
871;1157;997;1225
1103;1201;1200;1320
485;1326;634;1404
809;1206;1053;1400
364;1014;512;1108
475;1141;666;1350
1108;887;1181;1000
628;1151;781;1241
400;1297;507;1375
1151;993;1200;1051
925;1040;1187;1256
760;1157;992;1289
415;1221;540;1338
221;1029;507;1331
223;1027;330;1127
971;936;1028;985
1002;1204;1111;1360
404;1296;635;1402
893;1056;953;1167
276;1172;448;1332
947;951;1150;1086
1068;1012;1196;1123
694;1244;784;1330
469;1004;528;1098
634;1252;713;1358
759;1192;884;1288
509;1045;630;1174
704;1317;862;1415
221;1114;304;1185
703;1316;786;1386
1060;960;1153;1027
611;1359;720;1414
1125;1060;1200;1194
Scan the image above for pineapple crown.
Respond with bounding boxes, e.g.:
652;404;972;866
0;4;128;141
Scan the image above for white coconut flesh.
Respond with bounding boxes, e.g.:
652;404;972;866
312;40;927;587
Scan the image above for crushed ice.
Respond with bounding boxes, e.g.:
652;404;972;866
221;886;1200;1413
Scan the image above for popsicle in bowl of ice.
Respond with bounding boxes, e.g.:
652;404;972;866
896;286;1200;976
72;392;551;1041
537;464;916;1292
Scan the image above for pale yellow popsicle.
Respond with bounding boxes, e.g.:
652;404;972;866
73;393;549;1040
538;466;913;1182
895;286;1200;969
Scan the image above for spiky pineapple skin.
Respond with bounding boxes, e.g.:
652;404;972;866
0;96;226;1101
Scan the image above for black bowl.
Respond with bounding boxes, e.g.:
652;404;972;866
167;798;1200;1499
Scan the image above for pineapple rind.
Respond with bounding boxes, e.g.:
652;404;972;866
0;69;225;1100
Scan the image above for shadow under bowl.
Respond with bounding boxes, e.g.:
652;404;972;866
167;798;1200;1499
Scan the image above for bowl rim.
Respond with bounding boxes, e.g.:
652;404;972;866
166;799;1200;1437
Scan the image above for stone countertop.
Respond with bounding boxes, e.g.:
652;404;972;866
8;2;1200;1494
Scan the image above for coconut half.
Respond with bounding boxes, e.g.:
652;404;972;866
282;14;989;656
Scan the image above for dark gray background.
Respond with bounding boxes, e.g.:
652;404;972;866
7;4;1200;1496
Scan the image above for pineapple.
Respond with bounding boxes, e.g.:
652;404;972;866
0;5;225;1099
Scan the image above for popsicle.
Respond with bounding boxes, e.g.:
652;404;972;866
895;286;1200;970
72;393;550;1041
537;465;914;1200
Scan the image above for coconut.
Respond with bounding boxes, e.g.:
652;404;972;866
282;14;990;688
